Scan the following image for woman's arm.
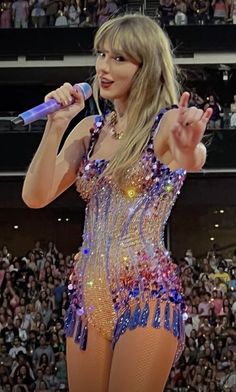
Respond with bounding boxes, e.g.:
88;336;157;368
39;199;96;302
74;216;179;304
22;83;94;208
154;92;212;171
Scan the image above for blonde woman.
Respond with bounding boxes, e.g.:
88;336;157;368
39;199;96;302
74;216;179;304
22;14;212;392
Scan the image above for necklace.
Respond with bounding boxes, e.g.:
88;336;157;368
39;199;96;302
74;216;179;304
107;111;124;140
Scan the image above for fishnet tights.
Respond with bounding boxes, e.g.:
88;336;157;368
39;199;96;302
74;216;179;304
67;303;178;392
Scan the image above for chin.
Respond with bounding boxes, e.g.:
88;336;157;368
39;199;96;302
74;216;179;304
100;91;116;100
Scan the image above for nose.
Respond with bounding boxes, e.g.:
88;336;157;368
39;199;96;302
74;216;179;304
96;55;110;74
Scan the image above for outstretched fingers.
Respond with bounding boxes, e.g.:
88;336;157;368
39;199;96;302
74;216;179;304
201;107;213;125
177;92;190;125
178;92;190;108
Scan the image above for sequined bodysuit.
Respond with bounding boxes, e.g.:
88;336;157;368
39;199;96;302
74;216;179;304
65;109;187;363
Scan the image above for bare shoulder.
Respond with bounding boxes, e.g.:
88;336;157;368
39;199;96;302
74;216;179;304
69;114;96;140
62;114;96;153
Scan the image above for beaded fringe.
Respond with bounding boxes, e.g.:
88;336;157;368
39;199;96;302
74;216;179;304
112;300;184;349
64;307;88;350
65;299;184;352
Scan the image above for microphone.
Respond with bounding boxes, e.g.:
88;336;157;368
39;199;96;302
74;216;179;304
12;82;92;126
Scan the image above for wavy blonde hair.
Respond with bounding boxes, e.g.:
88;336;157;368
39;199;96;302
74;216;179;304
93;14;179;184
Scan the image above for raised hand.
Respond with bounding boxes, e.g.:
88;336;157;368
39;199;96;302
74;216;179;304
44;82;85;125
171;92;212;153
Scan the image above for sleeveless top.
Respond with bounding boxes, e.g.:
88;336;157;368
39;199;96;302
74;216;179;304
65;109;187;363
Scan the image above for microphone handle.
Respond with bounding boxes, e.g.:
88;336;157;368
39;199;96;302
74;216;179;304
12;83;91;126
18;99;62;126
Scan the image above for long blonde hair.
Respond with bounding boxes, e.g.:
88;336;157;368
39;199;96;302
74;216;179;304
93;14;179;184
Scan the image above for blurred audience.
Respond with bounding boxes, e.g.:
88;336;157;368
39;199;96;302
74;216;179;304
1;0;236;29
0;241;69;391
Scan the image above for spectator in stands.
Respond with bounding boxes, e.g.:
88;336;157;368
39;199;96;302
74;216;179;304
229;95;236;127
97;0;109;26
85;0;98;24
192;0;209;23
211;0;228;23
33;369;49;391
213;264;230;284
228;268;236;299
65;0;81;27
189;89;204;108
204;95;224;129
0;343;12;369
44;0;58;26
55;9;68;26
159;0;175;25
12;383;30;392
8;337;26;360
212;289;223;315
198;293;211;316
174;0;188;24
55;352;67;387
32;335;55;369
230;0;236;22
44;365;59;391
1;315;19;351
219;361;236;389
12;0;29;27
0;0;12;28
106;0;118;19
184;248;196;267
12;363;35;388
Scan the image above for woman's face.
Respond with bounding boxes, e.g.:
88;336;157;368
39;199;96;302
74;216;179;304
41;291;46;300
20;365;27;375
96;41;140;108
36;313;41;321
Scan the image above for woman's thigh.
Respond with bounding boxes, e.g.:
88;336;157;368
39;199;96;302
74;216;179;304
108;303;178;392
67;322;113;392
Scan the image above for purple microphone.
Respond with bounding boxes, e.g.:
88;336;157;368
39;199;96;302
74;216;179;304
12;82;92;126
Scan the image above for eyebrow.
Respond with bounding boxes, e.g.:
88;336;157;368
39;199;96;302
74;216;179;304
97;46;124;56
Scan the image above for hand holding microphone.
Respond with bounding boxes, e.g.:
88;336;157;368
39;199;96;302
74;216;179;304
12;82;92;126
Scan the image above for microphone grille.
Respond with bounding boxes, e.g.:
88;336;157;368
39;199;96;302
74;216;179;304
74;83;92;100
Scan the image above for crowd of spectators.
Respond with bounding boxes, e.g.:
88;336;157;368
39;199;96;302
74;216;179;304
0;241;70;391
165;248;236;391
187;88;236;129
0;0;120;28
0;240;236;391
157;0;236;26
1;0;236;29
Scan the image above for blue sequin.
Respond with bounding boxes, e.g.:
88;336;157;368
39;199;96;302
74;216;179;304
112;307;131;348
164;302;170;331
121;307;131;334
172;308;179;338
139;302;150;327
64;306;76;337
129;303;141;330
152;300;161;328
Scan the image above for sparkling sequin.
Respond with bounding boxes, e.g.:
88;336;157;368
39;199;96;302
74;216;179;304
67;108;186;364
152;300;161;328
139;302;150;327
74;317;82;343
129;303;141;330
